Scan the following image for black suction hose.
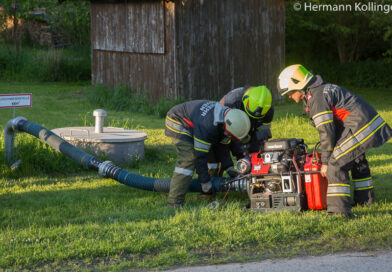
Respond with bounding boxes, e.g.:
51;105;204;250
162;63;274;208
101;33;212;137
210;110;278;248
4;117;231;193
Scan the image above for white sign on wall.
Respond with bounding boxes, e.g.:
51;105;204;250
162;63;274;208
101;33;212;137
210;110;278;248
0;94;32;108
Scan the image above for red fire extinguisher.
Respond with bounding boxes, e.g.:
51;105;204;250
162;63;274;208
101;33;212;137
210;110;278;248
303;143;328;210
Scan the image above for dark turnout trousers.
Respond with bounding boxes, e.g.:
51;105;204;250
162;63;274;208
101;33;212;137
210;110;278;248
168;139;195;205
327;154;375;214
351;155;375;205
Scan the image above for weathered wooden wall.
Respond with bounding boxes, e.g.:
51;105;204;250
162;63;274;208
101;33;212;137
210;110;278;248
91;1;165;53
91;1;177;99
175;0;285;100
90;0;285;101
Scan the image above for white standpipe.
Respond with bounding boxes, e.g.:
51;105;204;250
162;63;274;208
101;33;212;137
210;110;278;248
93;109;107;134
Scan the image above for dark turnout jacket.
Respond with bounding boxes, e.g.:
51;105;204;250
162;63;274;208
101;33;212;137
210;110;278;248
304;76;392;166
165;100;233;183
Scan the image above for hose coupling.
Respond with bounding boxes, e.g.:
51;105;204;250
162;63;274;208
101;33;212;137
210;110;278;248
98;160;121;179
12;117;27;131
220;177;248;193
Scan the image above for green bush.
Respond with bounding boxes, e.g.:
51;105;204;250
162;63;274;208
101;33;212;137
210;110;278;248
0;47;25;79
34;48;63;81
89;85;182;118
286;58;392;88
285;0;392;88
0;45;91;82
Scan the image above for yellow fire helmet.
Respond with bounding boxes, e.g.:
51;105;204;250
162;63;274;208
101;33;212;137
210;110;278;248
242;86;272;119
277;64;314;96
224;109;251;141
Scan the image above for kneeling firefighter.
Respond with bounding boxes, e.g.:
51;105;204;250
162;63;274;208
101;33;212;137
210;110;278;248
165;100;251;207
220;86;274;159
277;64;392;216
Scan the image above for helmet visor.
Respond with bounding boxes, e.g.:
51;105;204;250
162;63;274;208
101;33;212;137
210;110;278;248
277;78;289;96
245;105;264;118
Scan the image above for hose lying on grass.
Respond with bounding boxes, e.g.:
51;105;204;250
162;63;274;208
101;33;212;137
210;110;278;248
4;117;240;193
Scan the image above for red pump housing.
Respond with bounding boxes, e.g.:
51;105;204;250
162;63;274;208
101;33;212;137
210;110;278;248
250;153;270;175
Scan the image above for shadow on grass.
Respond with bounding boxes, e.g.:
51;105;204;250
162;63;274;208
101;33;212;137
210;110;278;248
367;142;392;165
0;181;248;232
352;206;392;218
0;183;174;230
370;157;392;168
373;173;392;202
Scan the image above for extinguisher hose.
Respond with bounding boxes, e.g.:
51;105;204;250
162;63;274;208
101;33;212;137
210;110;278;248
312;142;321;163
292;149;303;192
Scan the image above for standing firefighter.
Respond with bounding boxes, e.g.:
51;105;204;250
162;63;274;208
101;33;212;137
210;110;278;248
221;86;274;159
277;64;392;216
165;100;251;207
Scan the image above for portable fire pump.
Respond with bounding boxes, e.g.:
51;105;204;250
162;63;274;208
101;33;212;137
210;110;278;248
224;138;328;212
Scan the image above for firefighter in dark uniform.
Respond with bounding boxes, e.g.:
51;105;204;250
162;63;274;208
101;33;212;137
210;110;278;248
220;86;274;159
277;64;392;216
165;100;251;207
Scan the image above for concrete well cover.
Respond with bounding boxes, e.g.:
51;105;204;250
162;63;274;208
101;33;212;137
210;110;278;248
51;127;147;164
51;127;147;143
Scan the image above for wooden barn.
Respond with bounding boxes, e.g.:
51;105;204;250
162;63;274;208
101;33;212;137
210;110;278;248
90;0;285;101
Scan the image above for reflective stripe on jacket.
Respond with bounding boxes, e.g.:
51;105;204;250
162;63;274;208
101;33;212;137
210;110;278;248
305;76;392;166
165;100;233;183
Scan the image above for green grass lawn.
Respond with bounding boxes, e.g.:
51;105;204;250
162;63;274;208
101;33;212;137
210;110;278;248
0;81;392;271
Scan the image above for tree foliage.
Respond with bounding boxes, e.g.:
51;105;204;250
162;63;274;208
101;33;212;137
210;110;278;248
0;0;90;49
46;1;90;47
286;0;392;64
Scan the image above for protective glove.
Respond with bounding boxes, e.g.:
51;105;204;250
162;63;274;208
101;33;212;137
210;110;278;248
225;166;238;178
200;180;216;199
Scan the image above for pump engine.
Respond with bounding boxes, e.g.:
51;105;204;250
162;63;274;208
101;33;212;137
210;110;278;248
225;138;328;212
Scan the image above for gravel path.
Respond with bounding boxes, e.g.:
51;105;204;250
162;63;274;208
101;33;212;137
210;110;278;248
162;251;392;272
